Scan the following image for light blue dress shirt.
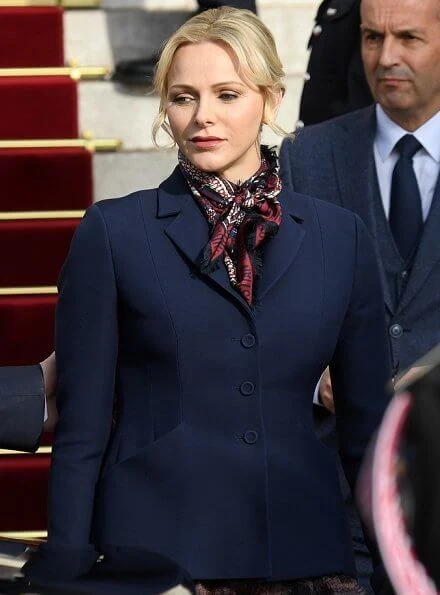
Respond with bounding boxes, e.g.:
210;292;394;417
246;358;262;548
314;106;440;406
374;105;440;222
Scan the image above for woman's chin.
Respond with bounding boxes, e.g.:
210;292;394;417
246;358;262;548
186;153;225;174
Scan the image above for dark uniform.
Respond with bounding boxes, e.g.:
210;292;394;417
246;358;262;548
198;0;256;12
299;0;373;126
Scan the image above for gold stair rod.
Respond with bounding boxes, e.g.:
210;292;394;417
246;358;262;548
0;138;122;152
0;66;109;81
0;446;52;456
0;286;57;295
0;0;99;7
0;210;85;220
0;531;47;543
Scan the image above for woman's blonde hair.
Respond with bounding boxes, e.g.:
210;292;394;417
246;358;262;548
152;7;289;146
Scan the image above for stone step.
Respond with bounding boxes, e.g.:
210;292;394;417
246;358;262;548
79;73;303;151
93;149;176;201
65;1;319;76
70;0;318;194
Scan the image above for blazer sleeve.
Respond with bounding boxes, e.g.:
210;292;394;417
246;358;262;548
0;365;44;452
330;215;392;489
24;203;118;583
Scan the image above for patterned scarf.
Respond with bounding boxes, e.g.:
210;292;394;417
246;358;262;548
178;145;282;306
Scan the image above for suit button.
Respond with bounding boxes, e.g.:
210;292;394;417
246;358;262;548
326;7;337;16
240;381;255;396
244;430;258;444
389;324;403;338
304;72;311;82
241;333;256;348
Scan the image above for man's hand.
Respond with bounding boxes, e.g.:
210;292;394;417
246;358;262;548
318;367;335;413
40;352;58;432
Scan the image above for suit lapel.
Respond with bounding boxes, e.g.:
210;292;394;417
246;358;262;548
331;107;376;230
157;169;305;312
398;171;440;313
258;187;305;301
331;107;394;313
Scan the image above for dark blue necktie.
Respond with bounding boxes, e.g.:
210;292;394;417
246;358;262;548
389;134;423;262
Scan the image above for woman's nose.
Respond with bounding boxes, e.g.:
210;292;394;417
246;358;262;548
194;97;215;126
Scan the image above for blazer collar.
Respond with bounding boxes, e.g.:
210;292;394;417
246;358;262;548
157;167;305;314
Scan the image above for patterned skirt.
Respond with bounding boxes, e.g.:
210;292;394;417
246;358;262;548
195;576;367;595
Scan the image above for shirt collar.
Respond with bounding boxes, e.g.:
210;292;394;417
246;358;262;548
375;104;440;163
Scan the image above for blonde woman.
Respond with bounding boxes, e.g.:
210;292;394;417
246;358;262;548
25;8;390;594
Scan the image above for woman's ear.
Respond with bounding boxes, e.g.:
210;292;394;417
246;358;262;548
272;88;284;117
262;88;284;126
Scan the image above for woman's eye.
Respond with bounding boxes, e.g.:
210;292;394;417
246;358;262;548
219;93;238;102
172;96;193;104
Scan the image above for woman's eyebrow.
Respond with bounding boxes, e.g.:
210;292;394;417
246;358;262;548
168;81;247;91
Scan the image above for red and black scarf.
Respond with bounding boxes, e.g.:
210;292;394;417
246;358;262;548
178;145;282;306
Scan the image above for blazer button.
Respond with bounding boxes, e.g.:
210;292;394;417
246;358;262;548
240;381;255;396
389;324;403;338
244;430;258;444
241;333;256;348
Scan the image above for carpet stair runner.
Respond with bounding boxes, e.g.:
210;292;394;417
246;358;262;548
0;7;64;68
0;76;78;139
0;2;119;535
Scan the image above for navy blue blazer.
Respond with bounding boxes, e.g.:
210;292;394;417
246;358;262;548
25;168;390;585
0;365;44;452
280;106;440;374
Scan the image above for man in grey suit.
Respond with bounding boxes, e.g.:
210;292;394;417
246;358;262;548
281;0;440;383
0;353;57;452
281;0;440;590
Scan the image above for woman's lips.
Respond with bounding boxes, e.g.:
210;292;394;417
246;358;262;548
190;137;225;149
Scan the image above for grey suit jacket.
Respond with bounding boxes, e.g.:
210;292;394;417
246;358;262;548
0;365;45;451
280;106;440;374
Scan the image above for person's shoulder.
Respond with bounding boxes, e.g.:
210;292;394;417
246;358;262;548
94;188;157;216
283;188;358;229
289;106;371;142
81;188;158;231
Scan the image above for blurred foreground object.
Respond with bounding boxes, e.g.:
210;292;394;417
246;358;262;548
369;345;440;594
0;538;191;594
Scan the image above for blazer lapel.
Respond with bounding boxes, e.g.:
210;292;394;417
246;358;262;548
158;168;209;266
331;107;394;313
258;187;305;301
158;170;305;311
397;171;440;313
157;168;254;314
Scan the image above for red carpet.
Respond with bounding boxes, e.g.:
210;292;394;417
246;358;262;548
0;219;80;286
0;295;57;365
0;7;63;68
0;76;78;140
0;5;95;532
0;147;92;211
0;456;50;531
